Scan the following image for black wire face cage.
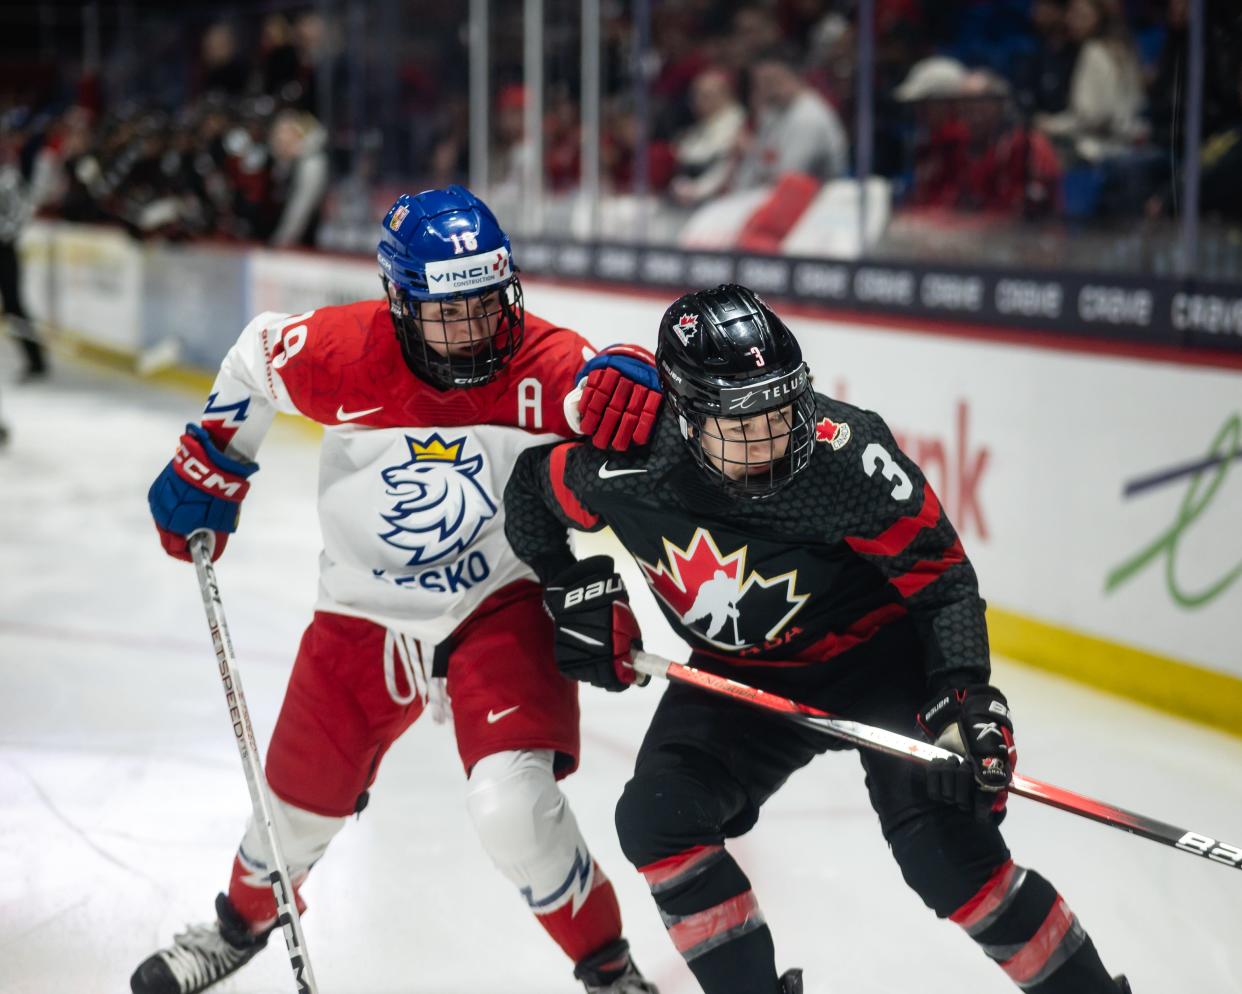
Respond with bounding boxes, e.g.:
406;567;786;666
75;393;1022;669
388;277;525;389
670;387;818;499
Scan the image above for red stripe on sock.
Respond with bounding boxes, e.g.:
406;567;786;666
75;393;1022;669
950;859;1016;930
535;863;623;963
667;891;761;956
1001;896;1077;985
638;845;723;890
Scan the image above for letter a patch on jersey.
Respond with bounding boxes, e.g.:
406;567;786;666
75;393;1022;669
637;529;808;651
378;433;497;566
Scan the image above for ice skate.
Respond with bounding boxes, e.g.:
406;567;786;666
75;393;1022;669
575;938;660;993
130;893;271;994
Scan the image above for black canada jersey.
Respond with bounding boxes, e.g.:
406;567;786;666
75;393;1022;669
504;393;990;691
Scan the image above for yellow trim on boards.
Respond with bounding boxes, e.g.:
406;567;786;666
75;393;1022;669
60;332;322;441
987;606;1242;739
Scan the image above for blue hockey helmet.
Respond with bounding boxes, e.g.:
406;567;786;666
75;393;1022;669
377;185;524;389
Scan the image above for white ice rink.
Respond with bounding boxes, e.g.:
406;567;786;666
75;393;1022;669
2;352;1241;994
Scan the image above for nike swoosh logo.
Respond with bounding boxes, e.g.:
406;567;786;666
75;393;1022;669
336;404;384;422
598;463;648;480
486;705;521;724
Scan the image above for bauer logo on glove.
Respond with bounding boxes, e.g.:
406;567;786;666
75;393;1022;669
562;575;625;608
917;684;1016;821
544;556;648;693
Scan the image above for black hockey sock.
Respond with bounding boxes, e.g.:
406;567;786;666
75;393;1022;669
951;861;1117;992
638;845;778;994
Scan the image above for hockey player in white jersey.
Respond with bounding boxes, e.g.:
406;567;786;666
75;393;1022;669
137;186;663;994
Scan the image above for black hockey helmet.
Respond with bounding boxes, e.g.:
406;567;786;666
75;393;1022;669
656;284;815;498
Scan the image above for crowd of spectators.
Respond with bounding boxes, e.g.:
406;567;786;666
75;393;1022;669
474;0;1242;229
2;0;1241;252
0;11;336;246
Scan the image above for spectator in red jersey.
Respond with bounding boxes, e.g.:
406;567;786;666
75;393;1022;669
898;59;1062;217
544;86;582;193
602;99;677;194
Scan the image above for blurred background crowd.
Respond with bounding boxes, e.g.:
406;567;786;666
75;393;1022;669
1;0;1240;273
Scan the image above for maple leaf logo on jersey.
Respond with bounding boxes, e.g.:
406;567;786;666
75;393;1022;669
378;433;497;565
638;529;808;651
815;416;851;450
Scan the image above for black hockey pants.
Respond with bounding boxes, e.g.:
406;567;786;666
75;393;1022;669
614;622;1120;993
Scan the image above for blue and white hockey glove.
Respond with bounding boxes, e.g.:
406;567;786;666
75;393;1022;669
571;345;662;451
148;423;258;562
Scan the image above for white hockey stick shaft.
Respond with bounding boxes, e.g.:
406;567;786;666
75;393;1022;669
189;532;321;994
630;652;959;763
631;651;1242;873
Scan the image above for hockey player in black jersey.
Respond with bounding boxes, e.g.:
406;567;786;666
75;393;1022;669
504;284;1132;994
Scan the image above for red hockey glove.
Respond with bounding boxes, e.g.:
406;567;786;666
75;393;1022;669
147;423;258;563
918;684;1016;821
574;345;662;451
544;556;648;692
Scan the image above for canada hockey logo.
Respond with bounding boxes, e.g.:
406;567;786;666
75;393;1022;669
378;433;496;566
674;313;698;346
815;416;852;450
638;528;807;651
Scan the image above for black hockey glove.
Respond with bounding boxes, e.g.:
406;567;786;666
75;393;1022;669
917;684;1016;821
544;556;647;693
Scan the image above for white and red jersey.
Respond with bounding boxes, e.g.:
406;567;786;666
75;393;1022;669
200;299;593;643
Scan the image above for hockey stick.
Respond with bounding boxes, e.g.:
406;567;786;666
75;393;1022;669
189;532;321;993
630;651;1242;874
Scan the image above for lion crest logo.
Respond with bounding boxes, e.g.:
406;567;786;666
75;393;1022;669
379;433;497;565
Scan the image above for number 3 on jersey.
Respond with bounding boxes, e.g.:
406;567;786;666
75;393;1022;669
862;442;912;500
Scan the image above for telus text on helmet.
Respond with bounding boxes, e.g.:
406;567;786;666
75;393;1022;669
720;368;808;413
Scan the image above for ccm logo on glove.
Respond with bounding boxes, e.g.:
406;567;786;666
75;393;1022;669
175;447;248;497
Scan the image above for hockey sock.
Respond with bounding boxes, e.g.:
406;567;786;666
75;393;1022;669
532;859;625;963
639;845;777;994
466;751;626;964
951;860;1117;992
226;851;307;933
